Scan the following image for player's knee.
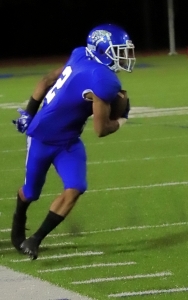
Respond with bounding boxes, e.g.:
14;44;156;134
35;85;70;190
65;181;87;194
74;182;87;194
28;195;39;201
65;184;87;197
25;194;39;201
22;187;41;201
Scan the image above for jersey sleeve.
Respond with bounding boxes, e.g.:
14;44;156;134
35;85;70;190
91;66;122;103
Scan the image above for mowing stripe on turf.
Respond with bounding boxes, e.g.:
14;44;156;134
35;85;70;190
108;287;188;297
71;271;172;284
11;251;104;262
38;262;136;273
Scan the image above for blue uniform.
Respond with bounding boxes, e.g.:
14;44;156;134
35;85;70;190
24;47;122;200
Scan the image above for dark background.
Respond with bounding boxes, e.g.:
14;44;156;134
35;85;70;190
0;0;188;59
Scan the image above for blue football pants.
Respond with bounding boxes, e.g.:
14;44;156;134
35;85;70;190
22;137;87;201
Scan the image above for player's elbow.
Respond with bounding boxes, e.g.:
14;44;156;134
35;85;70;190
95;128;108;137
93;119;112;137
97;132;106;138
40;75;55;90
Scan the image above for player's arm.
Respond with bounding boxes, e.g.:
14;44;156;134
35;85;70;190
31;67;63;104
110;89;130;124
85;92;120;137
27;66;64;115
12;67;63;133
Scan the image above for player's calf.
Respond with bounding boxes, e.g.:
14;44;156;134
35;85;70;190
11;213;27;251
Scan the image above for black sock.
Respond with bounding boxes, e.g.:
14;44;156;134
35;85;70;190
33;211;64;243
15;193;30;218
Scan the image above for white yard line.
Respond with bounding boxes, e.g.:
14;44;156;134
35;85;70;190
0;135;188;152
90;107;188;119
87;154;188;165
88;181;188;193
1;180;188;202
2;105;188;115
1;152;188;173
130;108;188;118
11;251;104;262
1;149;26;153
0;153;188;173
72;271;172;284
108;287;188;298
86;135;188;146
1;151;188;174
38;262;136;273
1;221;188;235
0;241;74;252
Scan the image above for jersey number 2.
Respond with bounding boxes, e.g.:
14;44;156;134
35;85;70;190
46;66;72;104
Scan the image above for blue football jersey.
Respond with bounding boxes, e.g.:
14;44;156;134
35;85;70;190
27;47;122;145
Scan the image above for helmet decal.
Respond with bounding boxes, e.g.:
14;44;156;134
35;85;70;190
91;30;111;45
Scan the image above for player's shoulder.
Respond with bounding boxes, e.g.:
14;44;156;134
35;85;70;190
91;61;116;76
92;63;121;86
67;47;91;71
71;46;85;55
69;47;86;61
91;65;122;103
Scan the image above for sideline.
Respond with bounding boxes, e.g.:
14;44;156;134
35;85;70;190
0;266;93;300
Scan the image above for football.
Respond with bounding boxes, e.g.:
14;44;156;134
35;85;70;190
110;90;128;120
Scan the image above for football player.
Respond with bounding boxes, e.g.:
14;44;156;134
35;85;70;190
11;23;135;259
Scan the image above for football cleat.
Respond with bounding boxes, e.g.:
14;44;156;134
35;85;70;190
20;236;40;260
11;213;27;251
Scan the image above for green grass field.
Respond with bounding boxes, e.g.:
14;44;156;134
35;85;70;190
1;53;188;300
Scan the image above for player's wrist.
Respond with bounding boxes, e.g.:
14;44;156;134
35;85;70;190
117;118;127;128
25;96;42;117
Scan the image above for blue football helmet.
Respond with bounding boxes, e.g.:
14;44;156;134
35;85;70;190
86;24;136;72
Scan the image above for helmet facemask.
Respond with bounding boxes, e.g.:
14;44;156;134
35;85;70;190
105;39;136;72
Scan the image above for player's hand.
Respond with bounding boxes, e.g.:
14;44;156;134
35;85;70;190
121;98;130;119
12;108;33;133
